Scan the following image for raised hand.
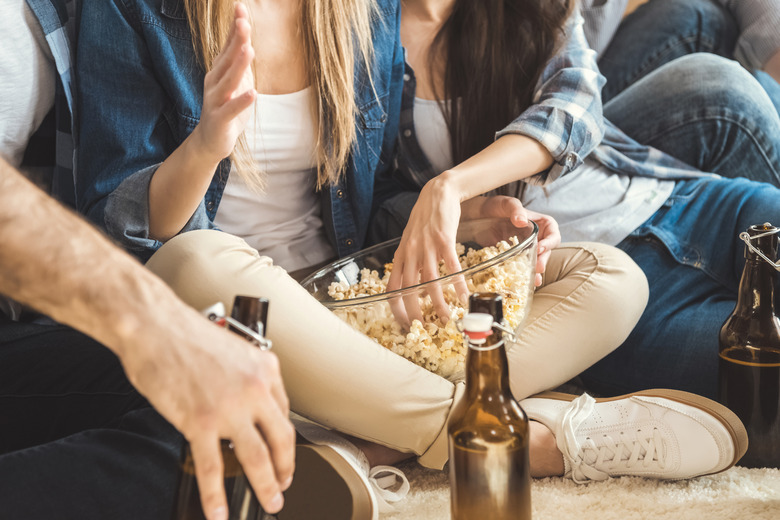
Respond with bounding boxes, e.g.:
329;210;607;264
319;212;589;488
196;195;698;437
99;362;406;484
191;2;257;163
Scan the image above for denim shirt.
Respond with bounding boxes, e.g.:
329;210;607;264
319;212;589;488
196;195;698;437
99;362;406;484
389;10;708;199
76;0;403;262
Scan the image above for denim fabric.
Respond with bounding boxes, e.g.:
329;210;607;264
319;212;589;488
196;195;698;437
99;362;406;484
603;54;780;187
77;0;404;262
0;408;182;520
597;0;780;117
0;322;180;519
581;177;780;399
0;322;148;454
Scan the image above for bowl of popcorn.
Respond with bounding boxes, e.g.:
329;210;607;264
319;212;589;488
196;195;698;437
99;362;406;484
301;218;537;381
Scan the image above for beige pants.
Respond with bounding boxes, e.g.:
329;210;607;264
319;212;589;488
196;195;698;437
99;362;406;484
146;230;648;469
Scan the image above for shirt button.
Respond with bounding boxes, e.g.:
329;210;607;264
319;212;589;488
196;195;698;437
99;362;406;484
336;189;345;199
207;201;215;211
403;74;411;82
565;155;575;168
403;129;412;138
345;238;354;247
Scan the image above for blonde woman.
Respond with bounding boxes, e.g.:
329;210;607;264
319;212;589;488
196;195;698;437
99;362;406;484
76;0;657;518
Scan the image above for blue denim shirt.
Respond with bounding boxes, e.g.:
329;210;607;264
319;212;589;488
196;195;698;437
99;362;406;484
76;0;403;262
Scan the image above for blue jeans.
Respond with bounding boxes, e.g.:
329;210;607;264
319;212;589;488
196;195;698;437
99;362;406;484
604;53;780;187
598;0;780;187
599;0;780;116
580;177;780;399
0;322;183;518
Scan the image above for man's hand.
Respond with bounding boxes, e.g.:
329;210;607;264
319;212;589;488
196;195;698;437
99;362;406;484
121;306;295;520
0;156;295;520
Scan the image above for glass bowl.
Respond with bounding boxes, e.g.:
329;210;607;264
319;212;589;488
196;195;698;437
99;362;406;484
300;218;538;380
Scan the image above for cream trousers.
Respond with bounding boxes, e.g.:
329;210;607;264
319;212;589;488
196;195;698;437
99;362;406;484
146;230;648;469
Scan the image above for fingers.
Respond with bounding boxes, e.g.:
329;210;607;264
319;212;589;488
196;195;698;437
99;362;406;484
401;257;424;324
248;367;296;487
387;261;411;328
262;352;290;418
218;87;257;123
442;248;469;309
189;434;229;520
213;42;255;105
231;423;286;514
209;13;251;86
422;256;450;323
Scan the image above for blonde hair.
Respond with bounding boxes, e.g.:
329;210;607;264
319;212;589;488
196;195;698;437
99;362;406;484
183;0;377;190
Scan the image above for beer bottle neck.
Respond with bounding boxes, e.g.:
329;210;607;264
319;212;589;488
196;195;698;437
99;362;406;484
735;255;777;319
464;331;511;398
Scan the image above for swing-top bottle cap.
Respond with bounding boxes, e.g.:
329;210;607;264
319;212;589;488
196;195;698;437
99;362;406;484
461;312;494;342
745;223;779;262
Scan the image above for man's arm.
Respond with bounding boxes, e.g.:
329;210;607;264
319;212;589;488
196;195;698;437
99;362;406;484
0;158;294;520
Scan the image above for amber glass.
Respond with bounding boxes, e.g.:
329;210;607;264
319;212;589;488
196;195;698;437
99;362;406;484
718;224;780;468
448;293;531;520
172;296;270;519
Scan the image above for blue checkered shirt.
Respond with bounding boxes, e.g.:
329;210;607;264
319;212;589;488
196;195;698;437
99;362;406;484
24;0;78;206
393;10;710;198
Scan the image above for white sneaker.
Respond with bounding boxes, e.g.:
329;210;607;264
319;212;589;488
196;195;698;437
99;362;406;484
521;389;748;482
278;419;410;520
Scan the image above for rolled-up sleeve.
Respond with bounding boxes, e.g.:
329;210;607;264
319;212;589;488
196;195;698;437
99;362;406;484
77;0;213;261
719;0;780;71
496;10;606;186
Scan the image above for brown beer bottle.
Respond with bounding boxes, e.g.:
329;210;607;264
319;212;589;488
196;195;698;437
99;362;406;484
172;296;272;520
718;223;780;468
448;293;531;520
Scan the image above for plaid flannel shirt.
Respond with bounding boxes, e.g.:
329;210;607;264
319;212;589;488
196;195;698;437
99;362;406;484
24;0;77;206
393;10;709;198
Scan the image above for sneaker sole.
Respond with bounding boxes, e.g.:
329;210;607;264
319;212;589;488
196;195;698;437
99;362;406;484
528;389;749;474
278;444;374;520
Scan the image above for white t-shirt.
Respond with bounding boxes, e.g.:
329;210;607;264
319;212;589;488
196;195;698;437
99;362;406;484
0;1;55;321
214;88;336;273
413;97;454;176
0;1;56;168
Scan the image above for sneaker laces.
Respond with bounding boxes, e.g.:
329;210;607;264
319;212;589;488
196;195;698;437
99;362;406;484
556;394;667;483
368;466;410;513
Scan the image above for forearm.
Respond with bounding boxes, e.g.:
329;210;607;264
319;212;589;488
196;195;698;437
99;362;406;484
435;134;553;204
148;127;222;242
0;158;188;360
765;49;780;84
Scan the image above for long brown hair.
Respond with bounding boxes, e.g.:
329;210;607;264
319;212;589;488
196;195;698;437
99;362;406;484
183;0;377;189
430;0;572;166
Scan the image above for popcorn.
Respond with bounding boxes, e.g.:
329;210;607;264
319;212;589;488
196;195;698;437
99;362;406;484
327;237;535;381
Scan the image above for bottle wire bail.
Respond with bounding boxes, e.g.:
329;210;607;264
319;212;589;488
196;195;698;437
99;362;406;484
740;226;780;272
456;319;519;343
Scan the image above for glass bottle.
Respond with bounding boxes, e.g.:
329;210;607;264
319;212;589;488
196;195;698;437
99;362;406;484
172;296;272;520
718;223;780;468
448;293;531;520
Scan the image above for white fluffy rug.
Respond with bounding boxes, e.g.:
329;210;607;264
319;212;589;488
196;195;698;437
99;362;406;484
381;463;780;519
